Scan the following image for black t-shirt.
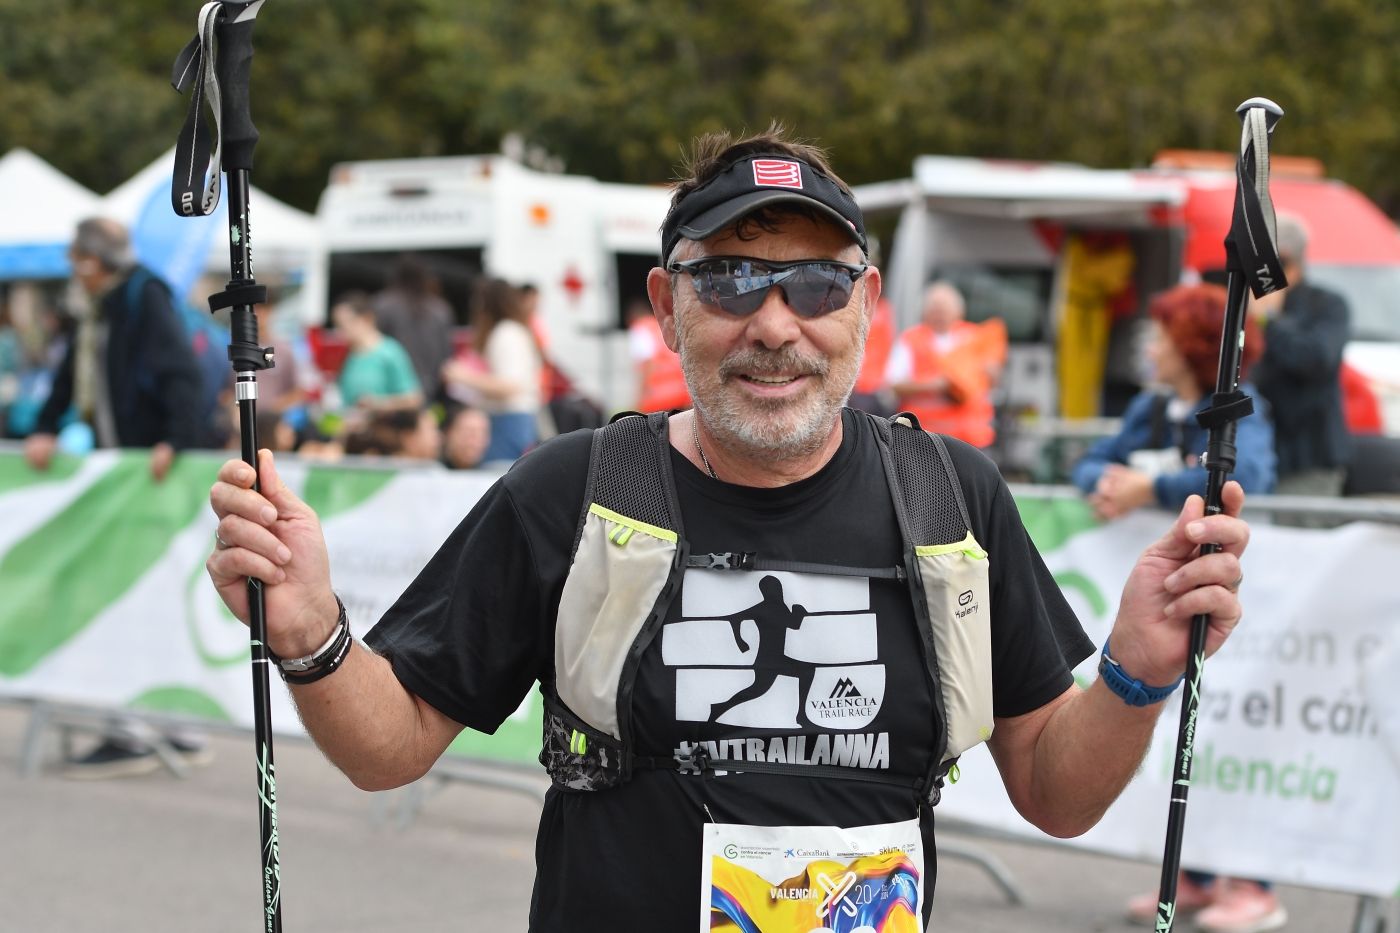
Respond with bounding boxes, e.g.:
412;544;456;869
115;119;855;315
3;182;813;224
365;410;1094;932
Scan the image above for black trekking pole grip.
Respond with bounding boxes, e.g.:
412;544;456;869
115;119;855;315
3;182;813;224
214;2;262;171
1153;97;1284;933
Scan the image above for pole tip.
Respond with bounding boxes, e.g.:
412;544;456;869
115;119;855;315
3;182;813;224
1236;97;1284;131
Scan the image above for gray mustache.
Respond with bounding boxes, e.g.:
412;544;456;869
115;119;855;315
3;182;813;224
719;348;829;380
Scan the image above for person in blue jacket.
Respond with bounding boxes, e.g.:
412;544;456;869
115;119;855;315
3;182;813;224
1073;283;1275;522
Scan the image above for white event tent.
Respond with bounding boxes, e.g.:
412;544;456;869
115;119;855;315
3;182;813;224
0;149;102;281
101;148;321;280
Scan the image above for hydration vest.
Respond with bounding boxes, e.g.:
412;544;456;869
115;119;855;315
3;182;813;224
540;409;994;804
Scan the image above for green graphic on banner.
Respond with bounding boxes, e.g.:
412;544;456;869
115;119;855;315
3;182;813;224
301;465;395;520
1053;570;1109;618
0;453;216;676
185;556;249;668
1013;493;1098;553
0;453;83;492
445;693;544;766
129;685;233;721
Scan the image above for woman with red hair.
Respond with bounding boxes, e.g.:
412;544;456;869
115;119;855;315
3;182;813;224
1072;283;1276;521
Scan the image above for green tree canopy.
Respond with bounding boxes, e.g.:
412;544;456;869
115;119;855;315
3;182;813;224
3;0;1397;214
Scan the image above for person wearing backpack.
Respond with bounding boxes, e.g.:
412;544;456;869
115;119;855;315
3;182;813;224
25;217;204;481
24;216;211;778
206;129;1252;930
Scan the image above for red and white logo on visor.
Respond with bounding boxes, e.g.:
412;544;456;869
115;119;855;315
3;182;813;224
752;159;803;189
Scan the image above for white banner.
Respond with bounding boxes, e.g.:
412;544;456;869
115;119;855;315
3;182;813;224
1;450;1397;895
939;509;1400;898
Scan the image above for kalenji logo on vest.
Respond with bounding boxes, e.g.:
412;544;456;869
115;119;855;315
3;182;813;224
752;159;803;189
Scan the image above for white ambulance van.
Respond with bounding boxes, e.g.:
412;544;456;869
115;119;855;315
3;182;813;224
303;155;672;409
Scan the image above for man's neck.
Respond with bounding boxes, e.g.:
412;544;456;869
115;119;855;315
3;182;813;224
677;410;844;488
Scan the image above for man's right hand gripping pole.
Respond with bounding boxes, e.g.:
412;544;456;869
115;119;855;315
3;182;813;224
207;449;340;661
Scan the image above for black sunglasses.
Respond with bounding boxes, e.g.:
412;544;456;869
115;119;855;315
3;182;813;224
668;257;869;319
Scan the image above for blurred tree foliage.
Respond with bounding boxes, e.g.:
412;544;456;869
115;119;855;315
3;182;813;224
2;0;1397;214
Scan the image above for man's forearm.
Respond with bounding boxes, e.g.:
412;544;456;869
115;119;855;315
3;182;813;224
288;643;459;791
1023;681;1164;838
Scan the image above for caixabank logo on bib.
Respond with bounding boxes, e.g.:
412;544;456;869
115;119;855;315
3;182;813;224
661;569;891;770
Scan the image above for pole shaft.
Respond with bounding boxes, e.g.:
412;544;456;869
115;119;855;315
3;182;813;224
226;170;283;933
1154;263;1249;932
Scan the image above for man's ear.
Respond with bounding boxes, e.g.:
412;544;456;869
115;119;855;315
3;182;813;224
646;266;680;351
861;265;882;328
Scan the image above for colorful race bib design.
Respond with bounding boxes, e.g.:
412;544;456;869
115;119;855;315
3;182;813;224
701;820;923;933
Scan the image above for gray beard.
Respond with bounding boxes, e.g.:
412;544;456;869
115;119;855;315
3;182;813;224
678;312;868;462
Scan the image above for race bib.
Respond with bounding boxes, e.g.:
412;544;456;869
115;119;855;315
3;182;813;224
700;819;923;932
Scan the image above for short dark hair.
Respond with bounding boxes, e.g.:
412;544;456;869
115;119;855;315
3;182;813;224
666;123;857;259
671;122;851;203
333;291;375;318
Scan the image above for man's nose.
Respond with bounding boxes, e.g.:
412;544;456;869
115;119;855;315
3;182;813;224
743;286;803;349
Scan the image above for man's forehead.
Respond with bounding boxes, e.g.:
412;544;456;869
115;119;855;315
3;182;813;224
696;213;863;258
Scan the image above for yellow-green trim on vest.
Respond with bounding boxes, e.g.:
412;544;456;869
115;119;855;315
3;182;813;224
915;531;987;560
588;503;679;543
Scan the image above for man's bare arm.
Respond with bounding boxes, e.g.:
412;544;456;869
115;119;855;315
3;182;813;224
207;450;460;790
988;483;1248;837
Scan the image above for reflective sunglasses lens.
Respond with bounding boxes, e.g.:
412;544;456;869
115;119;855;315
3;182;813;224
703;263;771;316
785;264;855;318
690;261;858;318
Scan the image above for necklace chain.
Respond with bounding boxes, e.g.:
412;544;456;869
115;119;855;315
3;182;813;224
691;416;718;480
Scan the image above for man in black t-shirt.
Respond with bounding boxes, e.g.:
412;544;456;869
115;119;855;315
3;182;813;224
207;128;1252;931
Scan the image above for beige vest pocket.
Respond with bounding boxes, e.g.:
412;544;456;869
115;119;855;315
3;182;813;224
555;504;677;740
915;533;993;764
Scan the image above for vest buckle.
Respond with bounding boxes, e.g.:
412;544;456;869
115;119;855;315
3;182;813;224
702;552;756;570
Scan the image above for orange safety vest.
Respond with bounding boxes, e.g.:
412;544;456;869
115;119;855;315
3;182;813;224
894;321;999;448
631;317;692;413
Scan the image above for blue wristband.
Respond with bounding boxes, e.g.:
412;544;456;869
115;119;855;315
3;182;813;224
1097;640;1183;707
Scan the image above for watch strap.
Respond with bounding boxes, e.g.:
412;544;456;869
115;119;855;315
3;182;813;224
1098;639;1183;707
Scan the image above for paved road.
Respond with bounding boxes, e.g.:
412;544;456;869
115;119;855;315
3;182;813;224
1;703;1387;932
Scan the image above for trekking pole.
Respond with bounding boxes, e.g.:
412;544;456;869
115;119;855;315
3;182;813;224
169;4;282;930
1154;97;1286;932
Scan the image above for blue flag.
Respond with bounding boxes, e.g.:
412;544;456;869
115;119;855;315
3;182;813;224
129;171;222;297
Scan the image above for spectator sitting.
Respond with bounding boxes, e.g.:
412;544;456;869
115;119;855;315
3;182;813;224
1072;283;1275;521
441;403;491;470
332;292;423;412
344;407;441;462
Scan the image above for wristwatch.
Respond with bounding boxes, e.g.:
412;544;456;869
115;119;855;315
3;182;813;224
1098;640;1182;707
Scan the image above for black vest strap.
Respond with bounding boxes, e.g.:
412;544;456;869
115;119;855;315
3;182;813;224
686;552;905;581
